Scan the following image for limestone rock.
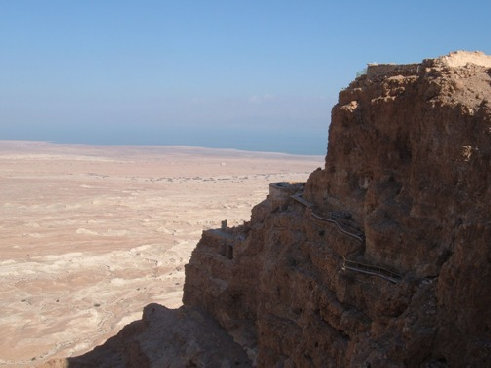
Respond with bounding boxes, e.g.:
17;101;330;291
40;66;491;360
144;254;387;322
184;51;491;367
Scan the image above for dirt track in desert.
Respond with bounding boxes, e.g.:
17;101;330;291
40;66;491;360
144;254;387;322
0;141;323;366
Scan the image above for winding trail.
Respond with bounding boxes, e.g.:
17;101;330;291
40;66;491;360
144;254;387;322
290;192;402;283
291;193;364;243
341;257;401;284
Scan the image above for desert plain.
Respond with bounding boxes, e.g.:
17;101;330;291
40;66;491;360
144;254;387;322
0;140;323;366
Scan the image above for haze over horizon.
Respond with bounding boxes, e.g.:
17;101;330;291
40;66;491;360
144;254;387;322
1;1;490;154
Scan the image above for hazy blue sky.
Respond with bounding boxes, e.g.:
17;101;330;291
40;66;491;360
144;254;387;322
1;1;490;154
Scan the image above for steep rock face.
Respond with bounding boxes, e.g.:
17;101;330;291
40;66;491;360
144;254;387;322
42;304;251;368
184;52;491;367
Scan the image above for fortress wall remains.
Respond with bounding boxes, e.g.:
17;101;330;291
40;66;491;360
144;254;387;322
366;63;419;79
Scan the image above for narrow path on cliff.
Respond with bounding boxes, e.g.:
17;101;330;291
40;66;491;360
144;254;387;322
291;192;402;283
341;257;401;283
291;193;365;242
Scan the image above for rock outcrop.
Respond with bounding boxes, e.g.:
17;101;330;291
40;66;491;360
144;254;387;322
184;51;491;367
46;51;491;367
42;304;251;368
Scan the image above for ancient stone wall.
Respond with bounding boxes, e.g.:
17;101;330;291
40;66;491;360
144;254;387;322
366;63;419;79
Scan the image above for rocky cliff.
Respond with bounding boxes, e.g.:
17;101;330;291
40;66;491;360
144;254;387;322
184;51;491;367
45;51;491;368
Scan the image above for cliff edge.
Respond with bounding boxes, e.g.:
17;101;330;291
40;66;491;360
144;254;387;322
184;51;491;367
45;51;491;368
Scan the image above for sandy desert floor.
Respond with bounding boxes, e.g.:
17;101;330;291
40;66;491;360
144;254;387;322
0;140;323;366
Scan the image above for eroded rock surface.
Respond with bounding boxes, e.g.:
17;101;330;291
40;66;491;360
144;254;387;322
42;304;251;368
47;51;491;367
184;51;491;367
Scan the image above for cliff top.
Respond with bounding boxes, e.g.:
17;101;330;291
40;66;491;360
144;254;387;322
358;51;491;112
436;50;491;68
366;50;491;81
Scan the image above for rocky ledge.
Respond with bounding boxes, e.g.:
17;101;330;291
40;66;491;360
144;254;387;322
184;51;491;367
45;51;491;367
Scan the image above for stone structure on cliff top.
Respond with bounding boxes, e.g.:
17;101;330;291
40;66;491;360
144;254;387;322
47;51;490;368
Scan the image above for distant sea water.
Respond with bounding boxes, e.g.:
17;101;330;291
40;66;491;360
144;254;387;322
1;125;328;155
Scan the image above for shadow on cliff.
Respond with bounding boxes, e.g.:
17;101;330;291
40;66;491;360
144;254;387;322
44;303;251;368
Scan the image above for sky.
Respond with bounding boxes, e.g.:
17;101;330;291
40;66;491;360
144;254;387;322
1;1;490;154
